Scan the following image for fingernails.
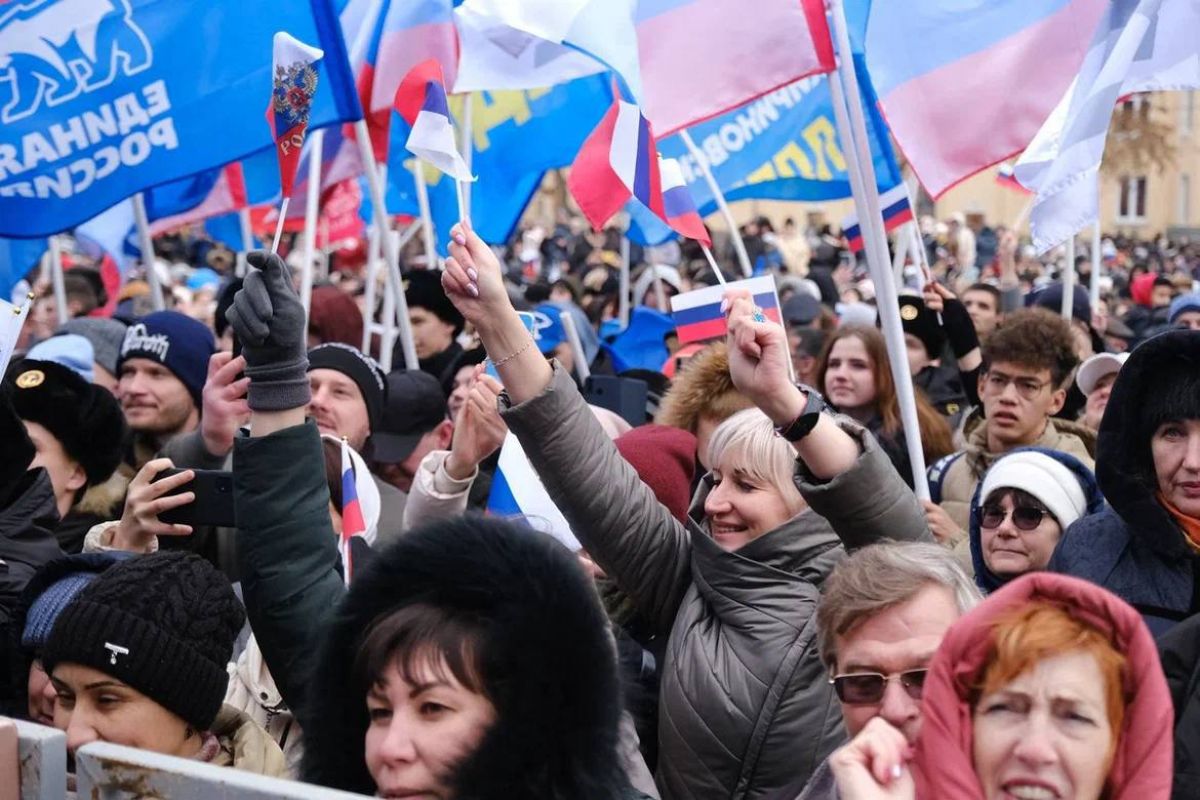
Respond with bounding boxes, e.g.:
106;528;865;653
453;232;466;246
891;764;902;781
466;284;479;298
720;297;730;315
467;267;478;282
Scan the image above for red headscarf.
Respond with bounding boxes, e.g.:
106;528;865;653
1131;273;1156;308
914;572;1172;799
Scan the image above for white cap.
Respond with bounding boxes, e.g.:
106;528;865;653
1075;352;1129;396
980;451;1089;530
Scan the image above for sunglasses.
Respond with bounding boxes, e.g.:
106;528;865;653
980;505;1048;531
829;669;928;704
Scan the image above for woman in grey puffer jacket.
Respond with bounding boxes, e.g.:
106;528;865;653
440;223;931;800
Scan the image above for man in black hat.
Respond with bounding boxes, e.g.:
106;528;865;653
371;371;453;499
6;360;128;553
405;270;466;395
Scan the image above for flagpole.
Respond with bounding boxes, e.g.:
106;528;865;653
300;128;325;318
355;118;419;370
132;193;166;311
1089;191;1102;309
270;199;290;255
413;162;437;267
827;0;929;499
460;92;473;221
379;227;398;371
1062;234;1076;321
49;234;68;326
679;129;753;278
618;234;631;328
236;208;253;277
701;244;727;285
559;310;591;383
362;220;381;355
891;222;910;289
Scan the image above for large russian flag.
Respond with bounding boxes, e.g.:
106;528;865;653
569;97;664;230
841;184;913;254
369;0;458;116
866;0;1108;198
670;275;781;344
149;165;249;236
659;157;710;247
637;0;835;135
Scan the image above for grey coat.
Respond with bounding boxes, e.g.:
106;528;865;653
502;365;930;800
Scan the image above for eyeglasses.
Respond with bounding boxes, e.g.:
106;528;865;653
983;371;1050;400
829;669;929;704
980;505;1049;531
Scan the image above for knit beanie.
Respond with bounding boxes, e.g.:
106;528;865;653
615;425;698;523
7;360;127;487
25;334;95;382
405;270;464;335
1169;292;1200;325
116;311;215;408
59;317;128;377
980;451;1089;530
22;571;100;651
42;551;244;731
307;343;387;432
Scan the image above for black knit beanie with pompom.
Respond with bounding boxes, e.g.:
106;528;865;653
42;551;245;730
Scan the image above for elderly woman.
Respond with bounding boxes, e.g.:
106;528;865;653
1050;329;1200;634
438;222;930;797
828;572;1173;800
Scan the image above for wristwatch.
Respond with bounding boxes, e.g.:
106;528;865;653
774;385;827;442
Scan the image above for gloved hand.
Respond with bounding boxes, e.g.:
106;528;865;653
225;251;311;411
940;298;980;359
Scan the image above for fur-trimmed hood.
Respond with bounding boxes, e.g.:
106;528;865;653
299;515;633;799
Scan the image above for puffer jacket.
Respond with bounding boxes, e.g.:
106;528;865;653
224;634;303;778
206;704;288;777
0;470;65;621
914;572;1173;799
501;364;930;799
930;408;1097;539
967;447;1105;594
1158;612;1200;799
1050;330;1200;635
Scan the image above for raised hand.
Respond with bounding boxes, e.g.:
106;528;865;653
113;458;194;551
200;352;250;457
446;366;507;481
724;290;803;426
828;718;916;800
225;251;311;411
441;220;512;333
921;281;955;315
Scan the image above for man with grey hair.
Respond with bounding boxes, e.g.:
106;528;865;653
779;542;982;800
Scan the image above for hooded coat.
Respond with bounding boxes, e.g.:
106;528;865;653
914;572;1173;800
968;447;1105;594
234;421;651;799
501;364;930;799
1049;330;1200;635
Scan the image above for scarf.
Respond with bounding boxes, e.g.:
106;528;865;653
1157;491;1200;552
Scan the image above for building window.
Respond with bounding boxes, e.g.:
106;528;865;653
1118;176;1148;222
1121;94;1150;119
1181;174;1193;224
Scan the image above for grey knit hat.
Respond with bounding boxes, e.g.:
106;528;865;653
58;318;128;377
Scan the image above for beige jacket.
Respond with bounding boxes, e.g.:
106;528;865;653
208;704;288;778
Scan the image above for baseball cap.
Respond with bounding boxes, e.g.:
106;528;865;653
1076;352;1129;396
782;293;821;327
371;370;448;464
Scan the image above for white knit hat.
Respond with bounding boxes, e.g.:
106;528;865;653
979;451;1088;529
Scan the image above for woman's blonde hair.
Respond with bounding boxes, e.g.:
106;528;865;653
705;407;806;516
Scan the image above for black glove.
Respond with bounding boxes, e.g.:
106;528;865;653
940;297;980;359
225;251;311;411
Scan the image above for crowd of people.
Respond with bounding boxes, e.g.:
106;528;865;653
1;207;1199;800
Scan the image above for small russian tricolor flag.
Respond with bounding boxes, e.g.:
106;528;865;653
268;32;324;199
842;184;914;254
487;433;580;551
339;438;367;586
659;157;711;247
394;59;475;182
996;163;1032;195
568;95;664;231
669;276;781;345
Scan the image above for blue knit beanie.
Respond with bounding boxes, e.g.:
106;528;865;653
117;311;215;408
22;571;99;651
1169;292;1200;325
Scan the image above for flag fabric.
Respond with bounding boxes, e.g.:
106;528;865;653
866;0;1108;199
0;239;49;301
488;432;580;550
636;0;835;135
0;295;32;377
658;157;711;247
269;32;326;198
0;0;359;238
670;275;781;344
394;60;475;182
369;0;458;115
568;97;664;230
74;201;140;278
1016;0;1200;252
453;0;642;99
339;438;367;586
841;184;913;254
995;163;1032;194
149;165;249;235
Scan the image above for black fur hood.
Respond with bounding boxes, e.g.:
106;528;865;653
299;515;633;799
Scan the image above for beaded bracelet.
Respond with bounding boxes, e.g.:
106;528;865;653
488;336;535;368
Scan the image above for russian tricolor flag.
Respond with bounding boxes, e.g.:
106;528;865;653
996;163;1032;194
669;276;781;345
568;96;664;231
268;32;325;198
394;60;475;182
659;157;710;247
487;433;580;551
841;184;914;255
339;438;367;586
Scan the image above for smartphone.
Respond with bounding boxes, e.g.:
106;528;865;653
154;468;237;528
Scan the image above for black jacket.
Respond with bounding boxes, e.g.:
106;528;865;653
1158;612;1200;799
1050;330;1200;635
0;470;65;622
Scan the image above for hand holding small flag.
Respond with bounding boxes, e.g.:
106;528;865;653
395;59;475;223
267;32;324;254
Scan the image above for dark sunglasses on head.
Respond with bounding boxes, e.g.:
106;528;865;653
980;505;1048;531
829;669;928;704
